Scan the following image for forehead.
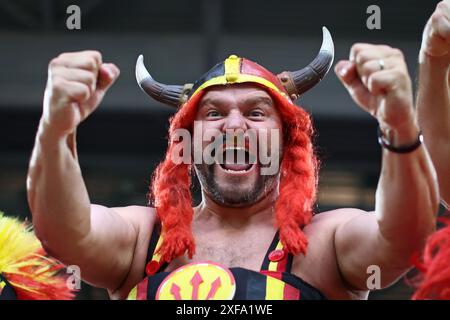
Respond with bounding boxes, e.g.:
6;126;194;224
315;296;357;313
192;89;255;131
199;84;273;104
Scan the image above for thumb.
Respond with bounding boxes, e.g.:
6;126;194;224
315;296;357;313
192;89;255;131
97;63;120;92
334;60;370;108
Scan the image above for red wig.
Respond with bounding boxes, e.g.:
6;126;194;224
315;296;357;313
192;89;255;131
412;218;450;300
150;86;318;263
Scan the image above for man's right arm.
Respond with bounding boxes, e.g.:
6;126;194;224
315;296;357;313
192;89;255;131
27;51;153;293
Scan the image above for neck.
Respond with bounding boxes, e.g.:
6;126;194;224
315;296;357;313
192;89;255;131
195;187;279;230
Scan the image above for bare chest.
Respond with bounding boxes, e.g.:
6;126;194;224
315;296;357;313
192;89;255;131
165;229;275;272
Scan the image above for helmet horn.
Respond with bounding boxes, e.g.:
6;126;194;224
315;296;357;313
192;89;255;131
136;55;192;108
278;27;335;100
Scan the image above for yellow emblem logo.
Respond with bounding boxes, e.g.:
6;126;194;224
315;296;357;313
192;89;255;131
156;261;236;300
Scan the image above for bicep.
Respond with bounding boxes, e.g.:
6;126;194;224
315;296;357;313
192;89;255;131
66;204;140;291
334;210;411;290
423;140;450;206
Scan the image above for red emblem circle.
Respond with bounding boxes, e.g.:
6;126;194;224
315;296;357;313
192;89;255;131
268;249;285;262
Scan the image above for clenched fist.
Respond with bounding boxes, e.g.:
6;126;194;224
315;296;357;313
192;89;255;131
334;44;418;145
420;0;450;62
42;50;120;135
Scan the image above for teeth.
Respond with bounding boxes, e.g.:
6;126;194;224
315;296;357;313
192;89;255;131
224;168;247;173
223;147;247;152
220;147;258;165
221;163;255;173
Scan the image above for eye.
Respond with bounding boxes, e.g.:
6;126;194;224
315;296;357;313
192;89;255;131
206;110;221;118
248;109;265;118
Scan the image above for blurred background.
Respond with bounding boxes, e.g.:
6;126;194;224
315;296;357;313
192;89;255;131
0;0;446;299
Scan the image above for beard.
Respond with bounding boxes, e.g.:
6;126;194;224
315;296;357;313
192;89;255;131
194;162;279;207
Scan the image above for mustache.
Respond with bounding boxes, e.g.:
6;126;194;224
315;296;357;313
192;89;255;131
172;125;282;175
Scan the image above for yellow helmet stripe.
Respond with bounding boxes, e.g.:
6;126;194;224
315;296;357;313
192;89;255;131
189;54;287;100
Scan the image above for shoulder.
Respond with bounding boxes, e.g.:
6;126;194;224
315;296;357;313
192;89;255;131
300;208;372;248
307;208;377;246
112;205;157;218
309;208;372;230
111;205;158;233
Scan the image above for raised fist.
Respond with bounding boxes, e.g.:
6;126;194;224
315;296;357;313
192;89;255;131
334;44;415;134
420;0;450;61
42;50;120;135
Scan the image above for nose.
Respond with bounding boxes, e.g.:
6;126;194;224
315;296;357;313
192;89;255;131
222;110;247;131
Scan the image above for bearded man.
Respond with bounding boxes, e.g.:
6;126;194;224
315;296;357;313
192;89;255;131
27;27;439;300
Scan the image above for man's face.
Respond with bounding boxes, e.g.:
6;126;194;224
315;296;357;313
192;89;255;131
193;84;283;207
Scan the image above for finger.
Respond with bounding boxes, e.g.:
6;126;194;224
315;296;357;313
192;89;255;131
52;78;91;105
367;69;409;96
437;1;450;21
357;56;400;87
96;63;120;92
433;10;450;42
350;43;392;62
335;60;357;85
335;60;370;107
52;51;102;71
51;67;97;95
354;48;402;67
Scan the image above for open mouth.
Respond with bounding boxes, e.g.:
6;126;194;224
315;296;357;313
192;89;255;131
218;147;257;173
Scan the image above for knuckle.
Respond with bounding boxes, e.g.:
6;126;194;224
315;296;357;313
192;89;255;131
437;1;446;10
351;43;367;51
81;90;90;101
87;73;96;86
397;69;410;81
48;57;61;69
356;51;369;64
51;77;66;92
391;48;404;58
350;43;365;58
368;73;380;86
87;50;102;64
72;86;90;101
379;44;392;50
91;50;102;59
431;11;443;24
56;52;72;62
86;58;98;70
390;69;409;83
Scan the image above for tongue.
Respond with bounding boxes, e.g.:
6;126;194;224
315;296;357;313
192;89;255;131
222;163;252;171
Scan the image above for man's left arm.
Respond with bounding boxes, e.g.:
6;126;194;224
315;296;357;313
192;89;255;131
333;44;440;290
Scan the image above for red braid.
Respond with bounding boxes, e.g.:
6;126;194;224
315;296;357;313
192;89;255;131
149;94;203;263
272;92;318;256
412;218;450;300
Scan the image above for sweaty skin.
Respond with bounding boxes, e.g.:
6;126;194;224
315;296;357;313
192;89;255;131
27;46;438;299
417;0;450;208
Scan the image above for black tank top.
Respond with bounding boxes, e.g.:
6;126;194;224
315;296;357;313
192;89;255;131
127;224;326;300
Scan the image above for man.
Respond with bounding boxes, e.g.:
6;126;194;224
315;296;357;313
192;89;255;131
413;0;450;299
27;27;439;300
